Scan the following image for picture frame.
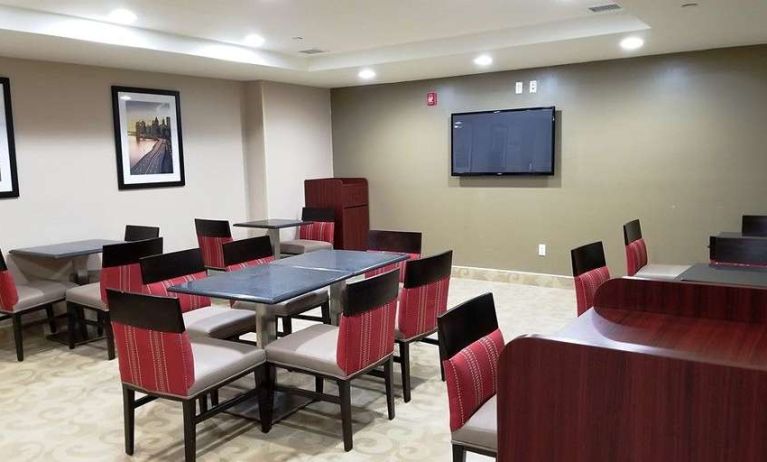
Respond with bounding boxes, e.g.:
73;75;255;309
111;86;185;190
0;76;19;199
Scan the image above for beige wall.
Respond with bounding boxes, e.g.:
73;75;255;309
331;45;767;276
0;56;252;275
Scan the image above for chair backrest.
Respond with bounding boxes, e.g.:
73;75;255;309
397;250;453;340
623;219;648;276
140;248;210;312
100;237;163;303
571;241;611;315
337;269;399;375
743;215;767;237
437;292;504;432
107;290;195;397
366;230;423;283
223;236;275;271
124;225;160;242
299;207;335;243
0;250;19;313
194;218;233;270
710;236;767;267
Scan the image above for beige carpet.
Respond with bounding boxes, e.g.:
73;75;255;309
0;278;575;461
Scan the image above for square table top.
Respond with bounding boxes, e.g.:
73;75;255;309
233;219;310;230
274;249;408;276
10;239;122;259
677;262;767;288
169;264;348;305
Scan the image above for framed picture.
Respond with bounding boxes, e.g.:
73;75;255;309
0;77;19;199
112;86;185;190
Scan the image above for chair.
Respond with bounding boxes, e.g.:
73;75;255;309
280;207;335;255
194;218;233;270
623;219;689;279
107;290;270;462
264;269;400;451
571;242;611;316
65;237;163;359
438;292;503;462
395;250;452;402
0;249;71;361
124;225;160;242
365;229;423;283
223;236;330;335
743;215;767;237
139;248;255;341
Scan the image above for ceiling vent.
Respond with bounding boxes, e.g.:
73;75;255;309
588;3;622;13
299;48;326;55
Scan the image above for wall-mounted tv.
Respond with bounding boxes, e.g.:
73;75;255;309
451;106;556;176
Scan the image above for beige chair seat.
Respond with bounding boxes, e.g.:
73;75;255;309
634;264;690;280
65;282;106;310
232;288;328;317
265;324;349;379
12;279;73;312
451;395;497;453
182;337;265;398
280;239;333;255
183;306;256;340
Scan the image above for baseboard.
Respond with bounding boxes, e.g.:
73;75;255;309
451;265;574;289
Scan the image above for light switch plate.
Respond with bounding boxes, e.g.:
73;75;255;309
538;244;546;256
530;80;538;93
515;81;523;94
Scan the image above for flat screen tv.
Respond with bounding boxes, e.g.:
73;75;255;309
451;106;555;176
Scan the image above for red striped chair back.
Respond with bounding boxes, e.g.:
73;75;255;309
100;238;163;304
194;218;233;270
140;248;211;312
0;250;19;313
623;219;648;276
438;293;504;432
571;241;611;315
222;236;275;271
365;230;423;283
336;269;399;375
107;290;194;397
397;250;452;340
298;207;335;244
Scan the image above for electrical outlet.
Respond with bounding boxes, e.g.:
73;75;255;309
515;81;523;94
529;80;538;93
538;244;546;256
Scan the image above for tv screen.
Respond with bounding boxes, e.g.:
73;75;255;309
451;106;555;176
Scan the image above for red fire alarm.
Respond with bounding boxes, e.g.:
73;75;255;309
426;91;438;106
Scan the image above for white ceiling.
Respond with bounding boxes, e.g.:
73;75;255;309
0;0;764;88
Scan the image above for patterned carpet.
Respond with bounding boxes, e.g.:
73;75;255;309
0;278;575;461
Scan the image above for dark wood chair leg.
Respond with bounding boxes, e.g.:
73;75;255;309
45;304;57;333
452;444;466;462
338;379;353;451
76;306;88;340
122;387;135;455
384;357;395;420
259;365;275;433
321;301;330;324
315;376;324;394
440;361;446;382
182;399;197;462
210;390;219;406
96;311;104;337
104;314;116;360
282;316;293;335
399;341;412;402
12;313;23;362
199;396;208;414
66;302;77;350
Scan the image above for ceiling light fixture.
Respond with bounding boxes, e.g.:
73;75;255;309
358;69;376;80
107;8;137;25
620;36;644;51
474;54;493;66
244;33;265;47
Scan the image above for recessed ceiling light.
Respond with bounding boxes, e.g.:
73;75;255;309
244;34;265;47
107;8;137;25
358;69;376;80
474;54;493;66
620;36;644;51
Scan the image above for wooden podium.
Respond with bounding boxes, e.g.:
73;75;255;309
304;178;369;250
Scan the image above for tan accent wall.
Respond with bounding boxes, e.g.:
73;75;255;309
331;45;767;276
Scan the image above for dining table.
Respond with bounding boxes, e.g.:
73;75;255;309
233;219;310;259
10;239;121;284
